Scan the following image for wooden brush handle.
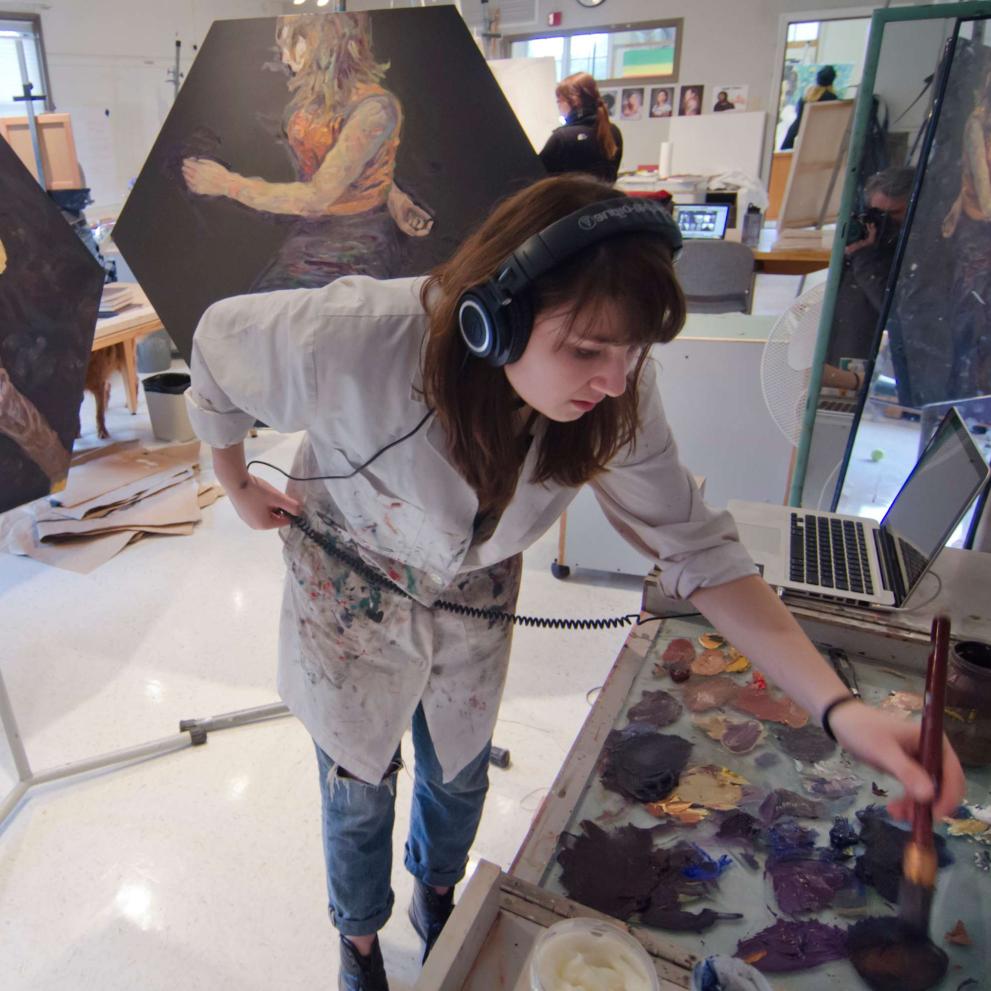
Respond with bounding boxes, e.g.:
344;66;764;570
912;615;951;846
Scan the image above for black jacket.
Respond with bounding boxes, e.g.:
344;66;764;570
538;112;623;183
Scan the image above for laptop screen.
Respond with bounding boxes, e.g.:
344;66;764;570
673;204;729;240
880;408;989;594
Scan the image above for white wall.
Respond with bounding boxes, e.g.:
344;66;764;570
2;0;282;213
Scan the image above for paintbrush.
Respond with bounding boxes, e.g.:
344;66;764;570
898;614;950;939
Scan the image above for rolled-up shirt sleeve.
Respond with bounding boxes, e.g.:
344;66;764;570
185;288;318;448
590;359;758;599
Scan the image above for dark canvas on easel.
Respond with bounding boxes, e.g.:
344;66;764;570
887;29;991;407
113;7;544;362
0;137;104;515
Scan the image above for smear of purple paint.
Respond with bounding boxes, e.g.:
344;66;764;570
736;919;848;973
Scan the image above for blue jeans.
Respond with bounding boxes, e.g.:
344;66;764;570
315;703;492;936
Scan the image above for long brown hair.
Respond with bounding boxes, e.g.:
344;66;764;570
421;176;685;517
276;13;388;124
556;72;618;161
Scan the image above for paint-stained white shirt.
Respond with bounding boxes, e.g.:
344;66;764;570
186;275;757;781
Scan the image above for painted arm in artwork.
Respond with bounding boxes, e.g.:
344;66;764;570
182;97;411;221
0;365;71;485
0;237;69;485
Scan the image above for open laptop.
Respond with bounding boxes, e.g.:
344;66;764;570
729;408;990;608
673;203;730;240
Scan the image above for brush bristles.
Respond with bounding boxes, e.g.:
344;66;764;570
898;877;934;937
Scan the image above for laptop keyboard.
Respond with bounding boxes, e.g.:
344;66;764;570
789;513;875;595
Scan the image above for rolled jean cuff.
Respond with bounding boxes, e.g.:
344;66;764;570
403;852;469;889
330;890;395;937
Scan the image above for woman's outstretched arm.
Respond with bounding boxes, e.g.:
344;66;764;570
182;97;397;217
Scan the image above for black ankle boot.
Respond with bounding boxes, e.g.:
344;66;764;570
338;935;389;991
407;878;455;964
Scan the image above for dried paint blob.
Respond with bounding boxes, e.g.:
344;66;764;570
848;917;949;991
724;654;752;674
801;764;862;801
829;816;860;851
692;649;729;676
759;789;823;823
774;724;837;763
732;685;810;728
879;691;924;716
627;689;683;729
767;820;819;856
557;820;661;919
736;919;848;973
717;810;764;845
601;728;693;803
676;765;748;811
767;854;855;914
945;817;991;839
855;807;953;902
663;638;696;664
641;906;742;933
945;920;972;946
681;675;740;713
697;715;763;754
645;797;710;826
699;632;727;650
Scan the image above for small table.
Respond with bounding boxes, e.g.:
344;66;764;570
92;288;164;414
752;247;831;277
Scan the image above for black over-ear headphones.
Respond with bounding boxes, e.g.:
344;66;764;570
457;196;683;367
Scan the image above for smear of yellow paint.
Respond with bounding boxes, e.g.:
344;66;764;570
724;655;751;673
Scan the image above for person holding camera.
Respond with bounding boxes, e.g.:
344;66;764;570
827;167;914;370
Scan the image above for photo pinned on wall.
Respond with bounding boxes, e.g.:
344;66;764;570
678;84;704;116
620;87;645;121
649;86;674;118
111;7;543;362
713;85;748;112
600;88;618;119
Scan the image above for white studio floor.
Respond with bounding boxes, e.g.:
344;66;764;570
0;272;873;991
0;363;645;991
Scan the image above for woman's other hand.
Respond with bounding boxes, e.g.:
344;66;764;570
388;184;434;237
182;157;241;198
226;474;302;530
829;701;966;821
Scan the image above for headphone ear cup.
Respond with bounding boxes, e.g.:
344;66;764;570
502;290;534;366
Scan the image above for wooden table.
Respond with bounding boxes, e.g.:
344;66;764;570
752;247;831;276
92;291;164;415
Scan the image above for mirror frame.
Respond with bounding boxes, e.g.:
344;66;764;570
790;0;991;507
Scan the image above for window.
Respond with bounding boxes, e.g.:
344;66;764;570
508;20;682;86
0;14;51;118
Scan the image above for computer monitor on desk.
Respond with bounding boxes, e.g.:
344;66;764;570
673;203;730;240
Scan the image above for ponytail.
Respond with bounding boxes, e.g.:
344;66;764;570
595;99;618;161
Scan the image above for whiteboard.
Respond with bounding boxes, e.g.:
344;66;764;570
668;110;767;178
486;56;559;154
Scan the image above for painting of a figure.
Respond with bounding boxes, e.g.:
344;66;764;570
885;31;991;407
114;7;543;360
0;137;105;516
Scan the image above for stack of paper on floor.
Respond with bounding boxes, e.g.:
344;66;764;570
0;439;224;573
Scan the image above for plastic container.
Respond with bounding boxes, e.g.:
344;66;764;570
945;639;991;767
136;330;174;374
529;918;659;991
142;371;195;443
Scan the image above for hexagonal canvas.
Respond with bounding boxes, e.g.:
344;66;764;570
0;137;104;515
113;7;543;361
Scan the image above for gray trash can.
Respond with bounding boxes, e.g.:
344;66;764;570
143;372;195;442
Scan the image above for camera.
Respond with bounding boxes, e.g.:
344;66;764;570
847;206;886;244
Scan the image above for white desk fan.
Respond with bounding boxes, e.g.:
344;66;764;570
760;282;827;446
